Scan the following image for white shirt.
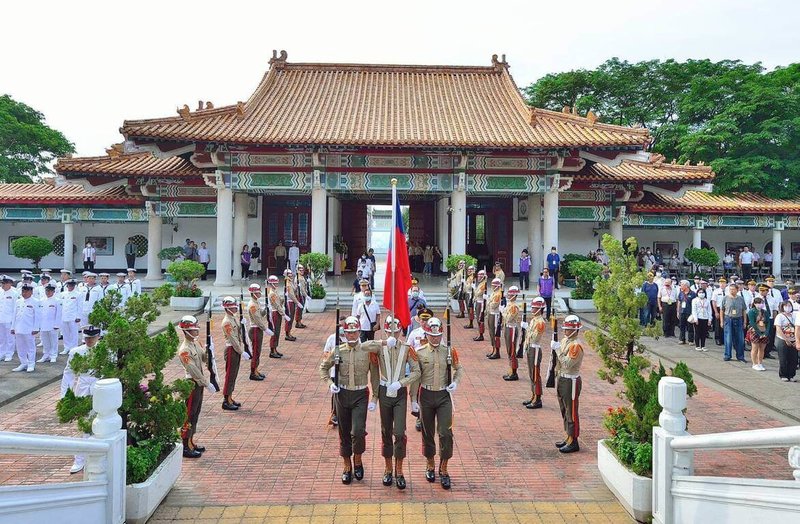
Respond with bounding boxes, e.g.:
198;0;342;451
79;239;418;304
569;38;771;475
288;246;300;262
658;286;679;304
82;247;96;261
60;289;82;322
39;295;62;331
126;278;141;296
82;285;102;316
766;288;783;312
198;247;210;263
739;251;754;264
355;300;380;331
407;326;427;350
741;289;756;310
764;253;773;263
113;282;131;307
12;296;40;334
0;286;18;323
691;296;713;320
711;287;726;308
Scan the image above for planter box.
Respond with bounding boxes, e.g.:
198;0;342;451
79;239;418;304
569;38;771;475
567;298;597;313
307;297;326;313
126;443;182;524
597;439;652;522
563;278;576;288
170;296;205;311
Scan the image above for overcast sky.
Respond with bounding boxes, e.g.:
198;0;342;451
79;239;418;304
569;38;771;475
2;0;798;157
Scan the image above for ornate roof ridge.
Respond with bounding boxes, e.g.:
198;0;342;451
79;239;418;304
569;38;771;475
531;107;651;137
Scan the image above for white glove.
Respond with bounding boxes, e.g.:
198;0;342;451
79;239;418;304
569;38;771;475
387;381;402;394
368;401;377;412
205;383;218;394
520;321;529;330
241;351;251;361
264;327;274;337
551;340;560;350
411;401;420;413
499;305;506;314
446;382;458;393
483;294;488;300
387;336;397;348
329;383;341;394
284;314;291;322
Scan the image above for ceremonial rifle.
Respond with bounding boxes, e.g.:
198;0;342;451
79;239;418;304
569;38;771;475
239;289;253;359
494;287;505;344
205;294;221;392
445;305;452;385
334;295;341;388
517;297;526;359
545;315;558;388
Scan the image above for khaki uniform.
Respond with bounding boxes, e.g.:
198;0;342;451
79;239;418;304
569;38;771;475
555;336;584;439
487;288;503;351
414;343;464;460
368;342;421;459
178;338;209;445
267;287;285;352
284;278;298;336
448;268;466;300
246;298;271;374
221;312;243;398
523;315;547;399
494;268;506;284
464;272;475;324
320;340;381;457
295;274;309;326
474;278;487;336
501;299;521;372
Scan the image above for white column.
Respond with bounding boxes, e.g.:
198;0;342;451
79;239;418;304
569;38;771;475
543;189;559;256
451;188;466;255
63;219;74;273
528;194;542;274
437;197;449;271
231;192;248;280
692;227;702;249
145;213;162;281
214;186;234;287
311;184;327;254
773;226;782;281
610;218;623;243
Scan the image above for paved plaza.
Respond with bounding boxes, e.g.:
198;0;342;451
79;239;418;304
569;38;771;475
0;299;796;523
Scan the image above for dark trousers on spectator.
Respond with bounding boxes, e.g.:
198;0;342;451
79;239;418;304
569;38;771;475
662;303;677;337
201;262;209;280
766;317;777;357
542;296;552;320
126;255;135;269
519;271;529;291
552;269;559;289
695;319;710;348
713;310;723;345
679;313;695;343
776;338;798;380
742;264;752;280
83;260;94;270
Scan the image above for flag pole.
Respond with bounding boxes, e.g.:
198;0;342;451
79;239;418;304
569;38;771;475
390;178;397;331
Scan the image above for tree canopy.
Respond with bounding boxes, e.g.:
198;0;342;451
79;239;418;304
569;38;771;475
524;59;800;198
0;94;74;183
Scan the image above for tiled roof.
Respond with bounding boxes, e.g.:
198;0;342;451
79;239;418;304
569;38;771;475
0;183;142;205
56;150;202;178
631;191;800;214
121;53;650;149
579;154;715;182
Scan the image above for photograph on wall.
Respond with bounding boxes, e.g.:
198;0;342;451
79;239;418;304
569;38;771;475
725;241;752;254
652;241;678;257
791;243;800;261
85;236;114;256
7;236;23;256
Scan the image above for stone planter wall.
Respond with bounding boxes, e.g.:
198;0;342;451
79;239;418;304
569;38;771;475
307;298;326;313
170;296;205;311
597;439;652;522
567;298;597;313
125;443;182;524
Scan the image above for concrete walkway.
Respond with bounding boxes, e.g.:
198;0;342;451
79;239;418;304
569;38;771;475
581;312;800;424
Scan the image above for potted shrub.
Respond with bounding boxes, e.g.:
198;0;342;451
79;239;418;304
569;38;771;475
56;292;192;524
445;254;478;310
11;236;54;272
587;235;697;522
567;259;602;312
559;253;590;288
684;247;720;278
158;247;186;282
299;252;332;312
166;260;205;310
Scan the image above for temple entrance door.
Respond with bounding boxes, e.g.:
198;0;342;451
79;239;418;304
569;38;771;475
261;196;311;275
408;201;436;274
467;198;512;274
340;201;367;272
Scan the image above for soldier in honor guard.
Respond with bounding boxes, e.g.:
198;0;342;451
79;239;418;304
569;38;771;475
448;259;467;318
555;314;584;453
113;273;131;307
245;283;273;381
283;269;298;342
295;264;309;329
520;297;547;409
59;279;81;355
220;296;244;411
407;306;433;433
126;268;141;296
11;282;40;372
414;316;463;489
493;261;506;284
266;275;289;358
462;266;476;328
177;315;214;458
368;316;421;490
0;275;18;362
501;285;522;381
323;317;346;426
319;316;382;485
486;277;504;359
472;269;488;342
36;283;62;363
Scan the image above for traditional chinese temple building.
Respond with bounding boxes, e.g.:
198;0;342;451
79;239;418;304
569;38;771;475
2;52;799;281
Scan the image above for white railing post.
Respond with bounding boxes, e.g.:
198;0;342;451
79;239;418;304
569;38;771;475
652;377;693;524
88;378;126;524
790;446;800;481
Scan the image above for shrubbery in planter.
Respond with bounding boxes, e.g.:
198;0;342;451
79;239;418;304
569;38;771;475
569;259;602;300
167;260;204;298
150;283;175;305
158;247;185;262
445;254;477;273
684;247;720;278
560;253;590;280
310;282;326;299
11;236;54;271
299;252;332;298
56;292;191;484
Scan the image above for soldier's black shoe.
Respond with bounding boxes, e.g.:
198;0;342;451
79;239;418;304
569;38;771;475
425;468;435;482
222;401;239;411
487;353;501;360
296;323;307;329
354;464;364;481
522;399;533;406
258;372;266;379
559;440;580;453
193;444;206;452
464;323;473;329
396;475;406;490
269;352;282;358
183;447;201;458
382;472;393;486
440;473;451;489
285;335;297;342
233;400;242;407
249;373;265;381
502;373;519;381
456;313;465;318
555;440;566;448
473;335;484;341
527;399;543;409
342;471;353;484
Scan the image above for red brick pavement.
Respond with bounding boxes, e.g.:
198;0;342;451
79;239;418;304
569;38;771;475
0;310;792;505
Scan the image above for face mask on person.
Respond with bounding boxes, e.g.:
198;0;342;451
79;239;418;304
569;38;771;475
757;303;766;310
784;305;793;313
412;291;419;298
365;295;372;303
697;292;706;298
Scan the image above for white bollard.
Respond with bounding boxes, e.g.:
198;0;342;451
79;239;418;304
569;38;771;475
88;378;127;524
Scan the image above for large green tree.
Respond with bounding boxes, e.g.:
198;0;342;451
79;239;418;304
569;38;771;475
0;94;74;183
524;59;800;198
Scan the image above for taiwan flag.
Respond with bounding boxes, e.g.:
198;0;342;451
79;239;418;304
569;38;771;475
383;183;413;328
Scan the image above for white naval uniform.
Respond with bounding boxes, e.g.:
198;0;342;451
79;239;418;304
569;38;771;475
112;282;131;307
60;289;82;353
38;295;62;360
126;278;141;296
0;286;18;359
12;296;40;368
81;285;102;327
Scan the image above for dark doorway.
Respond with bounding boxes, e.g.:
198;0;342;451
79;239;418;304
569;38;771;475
261;196;311;275
467;198;512;273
